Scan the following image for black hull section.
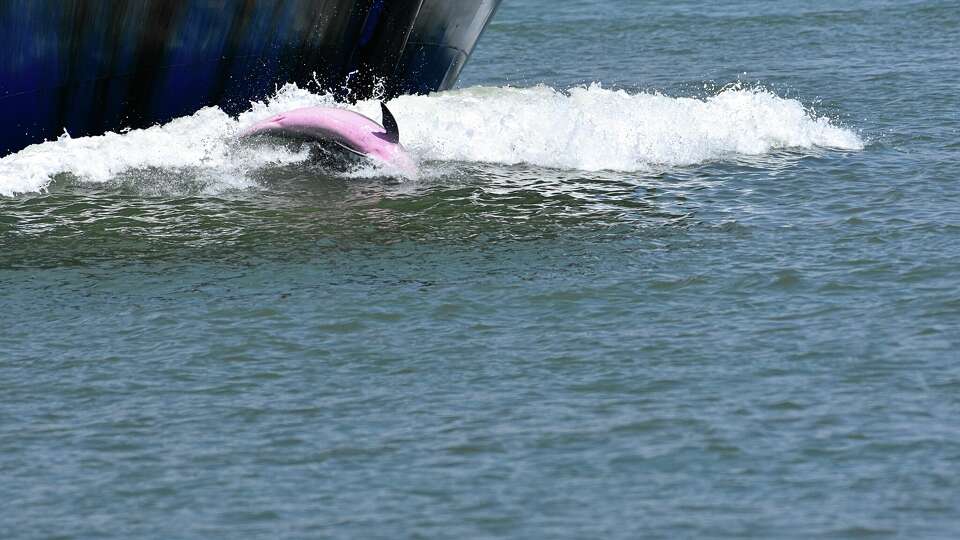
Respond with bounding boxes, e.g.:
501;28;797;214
0;0;501;156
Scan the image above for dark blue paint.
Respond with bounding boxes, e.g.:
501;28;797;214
359;0;386;47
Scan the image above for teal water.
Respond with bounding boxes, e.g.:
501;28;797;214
3;1;960;538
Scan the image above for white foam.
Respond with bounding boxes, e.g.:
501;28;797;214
389;83;864;171
0;83;863;196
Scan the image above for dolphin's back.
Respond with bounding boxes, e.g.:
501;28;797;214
242;108;384;148
268;108;383;133
241;106;416;173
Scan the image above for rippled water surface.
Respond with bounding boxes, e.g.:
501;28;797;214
3;1;960;538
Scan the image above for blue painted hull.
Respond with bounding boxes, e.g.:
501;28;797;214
0;0;501;156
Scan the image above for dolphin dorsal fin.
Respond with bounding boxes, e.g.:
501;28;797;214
380;102;400;144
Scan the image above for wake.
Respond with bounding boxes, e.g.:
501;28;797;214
0;83;862;196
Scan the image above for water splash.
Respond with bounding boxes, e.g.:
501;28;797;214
0;83;863;197
392;83;863;171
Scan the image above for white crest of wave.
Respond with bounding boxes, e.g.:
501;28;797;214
388;83;863;171
0;103;307;197
0;83;862;196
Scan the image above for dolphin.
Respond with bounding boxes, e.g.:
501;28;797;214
240;102;416;173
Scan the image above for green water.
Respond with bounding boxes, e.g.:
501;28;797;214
3;1;960;537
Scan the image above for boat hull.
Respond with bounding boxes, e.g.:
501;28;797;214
0;0;501;156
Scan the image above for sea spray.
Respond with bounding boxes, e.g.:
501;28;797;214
0;83;863;197
391;83;863;171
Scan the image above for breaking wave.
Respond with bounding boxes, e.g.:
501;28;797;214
0;83;863;196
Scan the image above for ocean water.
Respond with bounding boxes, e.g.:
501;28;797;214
2;0;959;537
